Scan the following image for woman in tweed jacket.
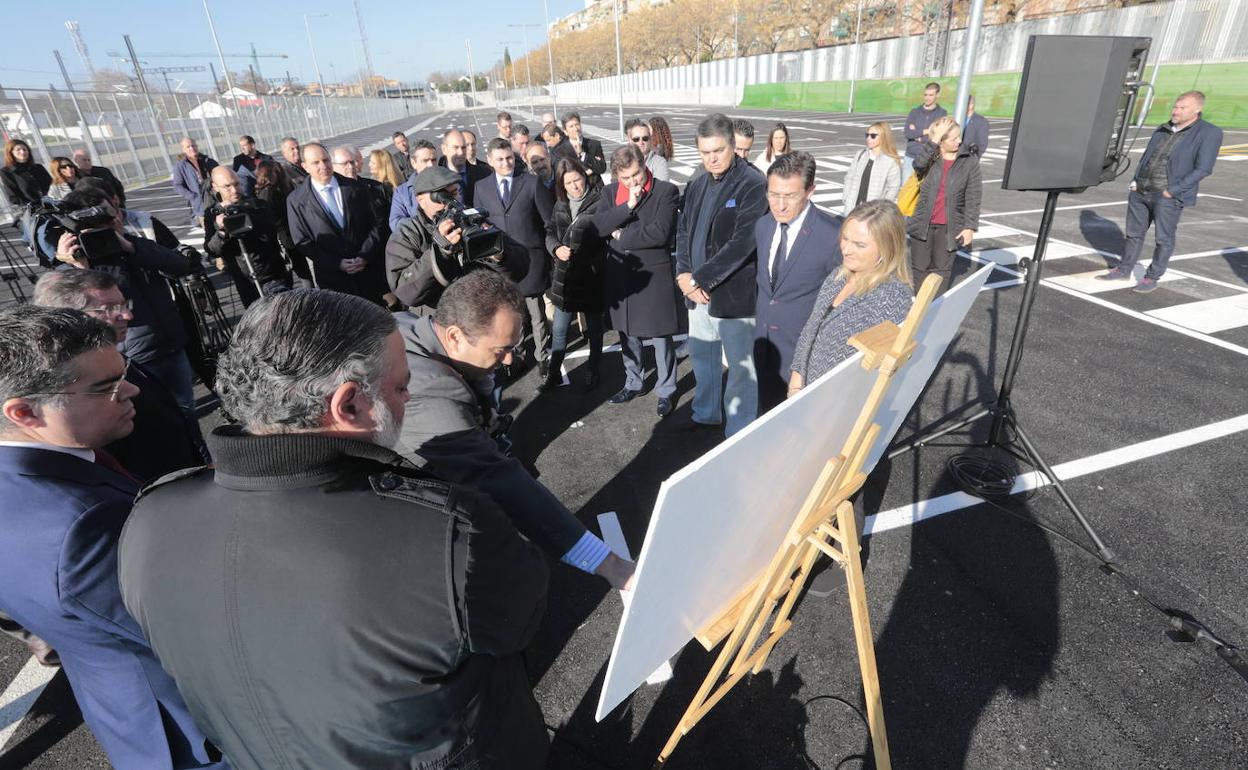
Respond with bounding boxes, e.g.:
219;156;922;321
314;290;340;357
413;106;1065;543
789;200;914;394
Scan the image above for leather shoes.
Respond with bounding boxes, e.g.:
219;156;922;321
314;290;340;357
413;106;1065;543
538;358;550;380
656;396;674;418
609;387;645;404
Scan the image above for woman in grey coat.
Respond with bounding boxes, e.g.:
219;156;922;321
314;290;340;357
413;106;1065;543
840;122;903;214
905;116;982;293
789;200;914;393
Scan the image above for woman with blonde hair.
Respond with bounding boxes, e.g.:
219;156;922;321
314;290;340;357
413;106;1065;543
753;122;791;174
788;199;914;395
841;122;902;214
47;156;81;200
368;148;404;194
906;114;980;293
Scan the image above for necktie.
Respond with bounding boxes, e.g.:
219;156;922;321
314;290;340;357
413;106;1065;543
95;448;139;484
500;177;511;207
772;222;790;289
321;185;344;228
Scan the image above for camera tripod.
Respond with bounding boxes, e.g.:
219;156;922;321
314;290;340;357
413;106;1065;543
888;189;1115;563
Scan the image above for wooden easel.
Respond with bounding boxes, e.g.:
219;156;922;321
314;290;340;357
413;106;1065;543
656;275;941;768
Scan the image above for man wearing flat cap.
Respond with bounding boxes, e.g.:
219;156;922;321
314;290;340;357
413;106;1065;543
385;166;529;313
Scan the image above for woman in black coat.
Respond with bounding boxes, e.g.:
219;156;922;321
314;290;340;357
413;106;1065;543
254;159;312;286
592;144;684;416
905;116;981;294
2;139;52;245
542;157;607;391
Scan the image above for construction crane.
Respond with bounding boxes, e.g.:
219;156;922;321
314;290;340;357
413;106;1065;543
65;21;96;80
106;44;287;85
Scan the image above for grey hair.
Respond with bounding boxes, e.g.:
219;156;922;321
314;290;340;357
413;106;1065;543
215;289;397;433
696;113;735;145
33;269;120;310
0;306;115;410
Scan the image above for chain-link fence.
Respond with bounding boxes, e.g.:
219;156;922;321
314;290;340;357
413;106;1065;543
0;86;429;221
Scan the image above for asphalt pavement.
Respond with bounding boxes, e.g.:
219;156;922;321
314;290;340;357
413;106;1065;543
2;104;1245;770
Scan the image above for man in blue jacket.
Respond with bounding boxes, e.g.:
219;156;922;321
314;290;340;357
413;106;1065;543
0;305;224;769
1098;91;1222;293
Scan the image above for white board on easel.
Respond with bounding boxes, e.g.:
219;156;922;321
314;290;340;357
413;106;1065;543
594;265;994;721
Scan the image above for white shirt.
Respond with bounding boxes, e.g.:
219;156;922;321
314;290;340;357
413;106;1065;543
495;173;514;201
0;440;95;463
310;177;344;226
768;202;812;279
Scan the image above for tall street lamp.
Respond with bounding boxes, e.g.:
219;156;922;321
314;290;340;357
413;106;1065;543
304;13;335;137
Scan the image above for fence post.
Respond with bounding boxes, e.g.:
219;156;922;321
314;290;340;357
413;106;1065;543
16;90;54;167
111;94;147;181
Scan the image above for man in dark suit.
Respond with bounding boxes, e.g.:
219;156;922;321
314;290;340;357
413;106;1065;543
287;142;388;302
0;305;223;770
675;113;769;437
279;136;309;185
562;112;606;187
753;152;843;413
390;131;413;177
438;129;492;208
474;137;555;374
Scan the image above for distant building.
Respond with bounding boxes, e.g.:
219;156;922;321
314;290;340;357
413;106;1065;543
551;0;670;37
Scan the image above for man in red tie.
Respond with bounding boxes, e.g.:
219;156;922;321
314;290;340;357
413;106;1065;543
0;305;225;769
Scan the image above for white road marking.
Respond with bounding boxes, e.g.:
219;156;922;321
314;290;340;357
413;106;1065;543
0;657;57;750
1146;293;1248;333
867;412;1248;535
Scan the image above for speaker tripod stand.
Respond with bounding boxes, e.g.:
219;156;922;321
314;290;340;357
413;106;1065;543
889;189;1115;563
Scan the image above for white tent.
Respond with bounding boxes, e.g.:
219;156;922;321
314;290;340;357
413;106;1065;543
188;100;233;119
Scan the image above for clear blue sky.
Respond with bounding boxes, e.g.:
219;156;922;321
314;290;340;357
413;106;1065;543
0;0;583;91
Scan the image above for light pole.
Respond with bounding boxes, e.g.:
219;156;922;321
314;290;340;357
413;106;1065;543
508;23;541;116
952;0;986;125
612;0;625;140
541;0;558;116
203;0;253;140
465;40;486;142
847;0;864;113
304;13;335;137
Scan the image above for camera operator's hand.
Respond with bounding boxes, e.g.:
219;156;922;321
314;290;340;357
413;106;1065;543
437;217;463;247
555;245;572;261
215;257;227;272
339;257;367;274
113;229;135;255
215;213;227;231
55;232;87;268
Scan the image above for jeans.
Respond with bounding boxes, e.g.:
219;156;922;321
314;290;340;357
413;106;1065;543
620;335;677;398
688;303;757;436
143;350;200;434
551;308;603;366
1119;189;1183;279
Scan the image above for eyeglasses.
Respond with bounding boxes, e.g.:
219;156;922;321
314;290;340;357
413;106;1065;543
83;300;133;317
20;359;131;403
630;135;651;143
865;132;879;139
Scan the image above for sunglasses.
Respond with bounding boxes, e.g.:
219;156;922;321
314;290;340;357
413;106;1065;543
630;135;651;143
865;132;879;139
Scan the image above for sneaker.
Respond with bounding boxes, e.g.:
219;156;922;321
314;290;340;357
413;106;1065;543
1133;277;1158;293
1096;267;1131;281
806;563;847;598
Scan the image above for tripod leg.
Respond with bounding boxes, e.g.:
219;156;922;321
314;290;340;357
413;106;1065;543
1008;416;1115;563
887;407;992;459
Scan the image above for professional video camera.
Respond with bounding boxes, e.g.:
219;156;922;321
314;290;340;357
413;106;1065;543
31;201;125;266
428;190;504;285
218;199;269;239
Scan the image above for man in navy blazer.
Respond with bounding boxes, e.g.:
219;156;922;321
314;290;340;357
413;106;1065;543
1098;90;1222;293
0;305;223;769
287;142;388;302
754;152;843;413
475;137;555;371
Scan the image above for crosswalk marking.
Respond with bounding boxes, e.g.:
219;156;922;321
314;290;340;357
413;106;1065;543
1146;294;1248;333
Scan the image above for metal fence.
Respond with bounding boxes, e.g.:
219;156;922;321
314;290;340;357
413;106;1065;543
537;0;1246;106
0;86;429;220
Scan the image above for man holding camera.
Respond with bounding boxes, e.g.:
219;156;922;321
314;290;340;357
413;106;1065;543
205;167;293;306
52;187;201;426
396;270;635;591
386;166;528;314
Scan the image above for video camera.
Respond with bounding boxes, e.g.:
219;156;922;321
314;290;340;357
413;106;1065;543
219;199;265;239
35;201;125;265
430;190;504;272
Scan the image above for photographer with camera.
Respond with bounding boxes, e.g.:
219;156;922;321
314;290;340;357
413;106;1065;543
51;187;200;425
397;270;634;591
204;167;293;306
386;166;527;314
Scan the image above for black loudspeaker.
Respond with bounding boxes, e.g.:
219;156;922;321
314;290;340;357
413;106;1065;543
1002;35;1151;192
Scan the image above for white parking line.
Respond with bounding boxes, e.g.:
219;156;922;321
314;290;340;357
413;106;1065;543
0;657;57;751
867;412;1248;535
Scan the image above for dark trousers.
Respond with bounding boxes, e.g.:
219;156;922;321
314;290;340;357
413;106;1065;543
524;295;552;362
909;223;954;294
621;334;677;398
1119;189;1183;279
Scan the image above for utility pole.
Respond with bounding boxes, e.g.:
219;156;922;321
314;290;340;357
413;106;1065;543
848;0;864;113
53;49;100;161
465;40;485;141
304;13;335;137
953;0;986;125
508;24;540;115
353;0;377;97
542;0;558;116
612;0;625;140
123;35;176;176
203;0;254;138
